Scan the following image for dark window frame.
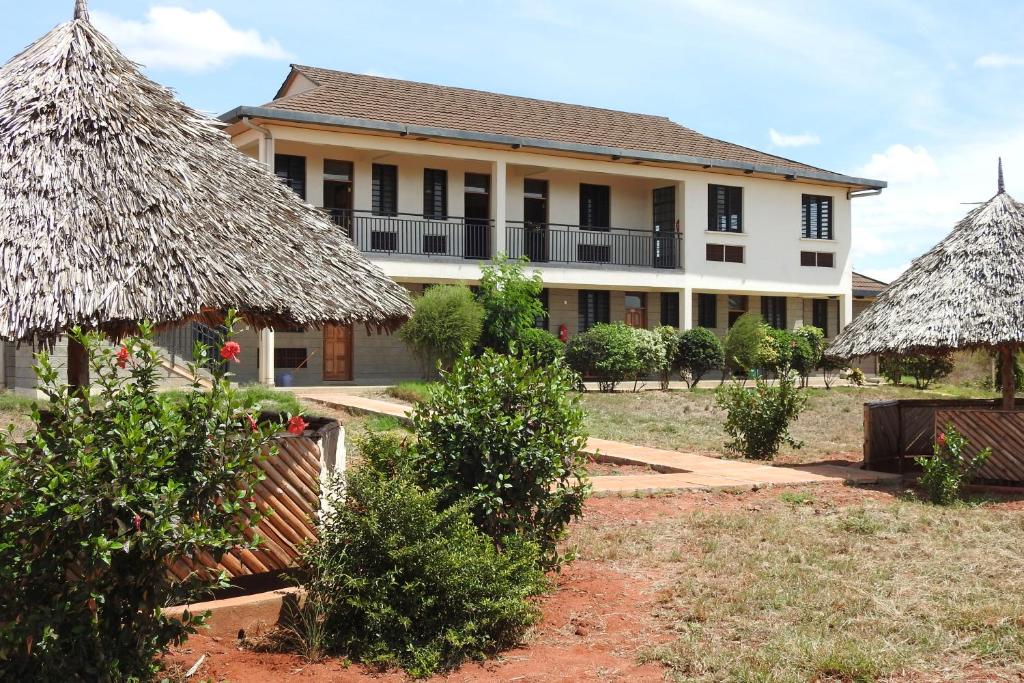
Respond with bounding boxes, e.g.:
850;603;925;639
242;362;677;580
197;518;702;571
761;296;787;330
697;293;718;329
372;163;398;216
660;292;680;328
274;154;307;200
800;251;835;268
423;168;448;220
812;299;830;336
708;184;743;233
802;194;833;240
727;295;749;328
706;243;744;263
535;288;550;330
274;347;308;369
578;290;610;332
579;183;611;230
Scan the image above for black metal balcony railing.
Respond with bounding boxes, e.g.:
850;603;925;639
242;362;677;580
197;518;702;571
324;209;492;260
507;221;683;270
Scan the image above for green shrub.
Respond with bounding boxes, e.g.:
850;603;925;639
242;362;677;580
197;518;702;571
715;370;807;460
847;367;866;386
303;434;546;678
879;354;906;386
903;352;955;389
757;327;795;376
915;425;991;505
513;327;565;365
632;328;667;391
0;315;273;681
723;312;766;376
654;326;681;390
412;350;589;568
677;327;724;389
564;322;643;392
476;256;545;354
821;355;845;389
792;325;825;385
399;285;484;375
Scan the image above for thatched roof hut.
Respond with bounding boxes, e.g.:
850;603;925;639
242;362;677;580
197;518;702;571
828;161;1024;407
0;0;412;382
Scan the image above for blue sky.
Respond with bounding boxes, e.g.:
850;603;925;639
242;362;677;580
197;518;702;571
5;1;1024;282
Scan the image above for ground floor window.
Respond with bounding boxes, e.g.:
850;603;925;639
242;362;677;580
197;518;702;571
660;292;679;328
697;293;717;329
762;296;787;330
535;288;550;330
728;295;749;327
813;298;829;336
578;290;610;332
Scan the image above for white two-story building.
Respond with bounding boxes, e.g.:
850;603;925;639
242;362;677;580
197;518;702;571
216;65;885;386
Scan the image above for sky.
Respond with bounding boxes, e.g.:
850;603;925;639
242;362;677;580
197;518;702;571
4;1;1024;283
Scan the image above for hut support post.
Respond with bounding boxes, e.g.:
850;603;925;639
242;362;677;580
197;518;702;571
67;336;89;392
1001;345;1017;410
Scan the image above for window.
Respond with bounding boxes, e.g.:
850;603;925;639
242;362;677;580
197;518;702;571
761;296;787;330
578;290;610;332
728;295;748;327
660;292;680;328
812;299;829;336
698;293;717;328
324;159;353;181
274;347;308;369
706;243;744;263
802;194;833;240
579;184;610;230
423;168;447;220
372;163;398;216
535;288;550;330
274;154;306;199
800;251;835;268
708;184;742;232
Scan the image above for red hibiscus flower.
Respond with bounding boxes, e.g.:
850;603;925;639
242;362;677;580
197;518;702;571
246;414;259;432
937;432;947;448
220;341;241;363
287;416;309;436
132;513;142;533
116;346;130;369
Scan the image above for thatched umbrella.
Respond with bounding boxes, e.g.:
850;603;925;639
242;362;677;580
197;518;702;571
0;0;412;387
828;160;1024;409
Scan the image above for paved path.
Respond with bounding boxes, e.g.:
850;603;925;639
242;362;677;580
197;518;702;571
298;390;901;495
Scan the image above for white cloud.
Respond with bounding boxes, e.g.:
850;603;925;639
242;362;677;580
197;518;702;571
92;6;291;72
768;128;820;148
974;53;1024;68
857;144;939;183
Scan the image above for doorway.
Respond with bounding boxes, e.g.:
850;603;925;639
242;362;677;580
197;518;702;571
464;173;490;259
652;186;676;268
524;179;549;262
625;292;647;328
324;160;354;236
323;324;353;381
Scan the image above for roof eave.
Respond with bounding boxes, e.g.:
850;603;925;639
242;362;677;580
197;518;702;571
220;105;888;191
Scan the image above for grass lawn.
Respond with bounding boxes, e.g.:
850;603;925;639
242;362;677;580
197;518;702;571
581;383;996;464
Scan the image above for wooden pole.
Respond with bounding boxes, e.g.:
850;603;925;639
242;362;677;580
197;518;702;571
67;336;89;393
1001;345;1016;410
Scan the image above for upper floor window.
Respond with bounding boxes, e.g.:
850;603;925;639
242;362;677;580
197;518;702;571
274;154;306;200
800;251;835;268
580;184;610;230
802;194;833;239
697;293;717;328
761;296;787;330
372;163;398;216
706;243;744;263
423;168;448;220
708;184;742;232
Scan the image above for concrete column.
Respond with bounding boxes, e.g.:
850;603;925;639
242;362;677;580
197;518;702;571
258;329;275;387
839;294;853;332
681;288;694;330
492;159;507;257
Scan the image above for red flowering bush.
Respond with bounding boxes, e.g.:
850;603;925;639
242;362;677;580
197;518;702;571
916;424;991;504
0;311;278;681
220;340;241;363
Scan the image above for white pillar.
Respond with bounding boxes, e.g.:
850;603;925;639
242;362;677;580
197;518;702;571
681;288;694;330
492;159;507;257
258;328;275;387
839;294;852;332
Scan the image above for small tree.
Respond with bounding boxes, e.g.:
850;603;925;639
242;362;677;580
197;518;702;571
632;328;667;392
654;326;681;390
564;322;643;392
399;284;484;376
821;355;845;389
677;327;725;389
903;351;955;390
716;369;807;460
757;327;795;377
411;350;589;568
723;312;766;378
476;255;545;354
793;325;825;387
916;425;991;505
879;354;906;386
0;315;274;680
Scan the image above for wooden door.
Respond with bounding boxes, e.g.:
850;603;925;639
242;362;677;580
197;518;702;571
323;324;353;381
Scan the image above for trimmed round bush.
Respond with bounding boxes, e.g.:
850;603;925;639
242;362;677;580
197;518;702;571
399;284;483;375
677;327;724;389
564;322;643;392
513;327;564;365
723;312;765;376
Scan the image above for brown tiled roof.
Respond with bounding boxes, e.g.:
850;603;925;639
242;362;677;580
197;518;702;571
852;272;889;294
264;65;835;178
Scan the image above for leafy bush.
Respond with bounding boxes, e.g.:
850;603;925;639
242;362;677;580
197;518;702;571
915;425;991;505
723;312;766;376
757;327;795;376
879;355;906;386
632;328;667;391
303;433;546;678
412;350;589;568
847;367;866;386
564;322;643;392
399;285;484;375
513;327;565;365
715;370;808;460
654;326;681;390
677;327;724;389
792;325;825;385
903;352;955;389
476;256;545;354
0;316;273;681
994;351;1024;392
821;355;845;389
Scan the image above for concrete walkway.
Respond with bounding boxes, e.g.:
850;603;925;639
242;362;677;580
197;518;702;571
298;390;901;495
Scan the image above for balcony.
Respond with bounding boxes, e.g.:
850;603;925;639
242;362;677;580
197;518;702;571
507;221;683;270
324;209;492;260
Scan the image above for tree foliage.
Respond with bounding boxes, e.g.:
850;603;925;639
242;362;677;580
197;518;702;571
723;312;766;376
677;327;725;389
476;256;545;354
399;284;484;375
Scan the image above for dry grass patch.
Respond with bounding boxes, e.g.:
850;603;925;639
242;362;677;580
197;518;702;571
575;494;1024;682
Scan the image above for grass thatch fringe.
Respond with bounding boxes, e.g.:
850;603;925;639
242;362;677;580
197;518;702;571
0;3;412;344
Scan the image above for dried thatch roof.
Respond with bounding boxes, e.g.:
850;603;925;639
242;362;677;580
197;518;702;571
828;170;1024;359
0;1;412;343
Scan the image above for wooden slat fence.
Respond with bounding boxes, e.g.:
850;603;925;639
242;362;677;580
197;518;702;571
936;409;1024;484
